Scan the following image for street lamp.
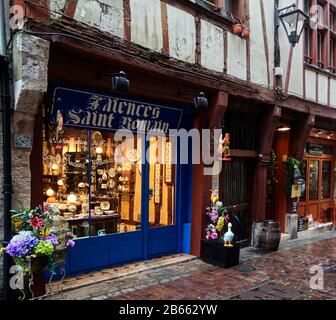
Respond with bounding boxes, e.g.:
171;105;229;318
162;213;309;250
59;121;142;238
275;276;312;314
278;3;310;47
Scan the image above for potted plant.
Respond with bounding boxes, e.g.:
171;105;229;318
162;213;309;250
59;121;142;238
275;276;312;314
231;14;243;34
231;14;250;39
0;204;75;299
200;190;240;268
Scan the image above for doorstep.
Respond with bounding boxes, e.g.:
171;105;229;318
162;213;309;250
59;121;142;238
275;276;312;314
280;222;334;246
48;254;196;296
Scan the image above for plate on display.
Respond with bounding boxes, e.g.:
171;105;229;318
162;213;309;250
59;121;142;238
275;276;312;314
108;168;116;178
92;131;103;144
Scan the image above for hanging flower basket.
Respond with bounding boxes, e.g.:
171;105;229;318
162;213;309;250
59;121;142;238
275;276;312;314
1;205;76;299
233;23;243;34
241;28;250;39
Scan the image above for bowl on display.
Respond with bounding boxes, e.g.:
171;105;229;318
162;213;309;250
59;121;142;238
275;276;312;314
68;204;77;213
100;201;110;210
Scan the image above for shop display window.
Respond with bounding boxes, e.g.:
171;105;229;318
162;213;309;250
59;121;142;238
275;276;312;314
322;160;332;199
42;124;176;238
42;125;143;237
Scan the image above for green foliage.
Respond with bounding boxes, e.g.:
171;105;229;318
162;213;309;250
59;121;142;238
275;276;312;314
33;241;54;258
267;149;278;183
285;157;304;195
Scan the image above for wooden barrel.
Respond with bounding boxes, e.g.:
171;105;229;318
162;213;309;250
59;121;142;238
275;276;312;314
261;220;281;252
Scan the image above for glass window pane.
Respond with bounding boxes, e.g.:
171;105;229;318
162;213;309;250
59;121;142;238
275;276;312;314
225;0;233;14
149;136;175;228
322;161;331;199
90;131;142;235
43;127;90;238
309;160;319;200
300;160;307;201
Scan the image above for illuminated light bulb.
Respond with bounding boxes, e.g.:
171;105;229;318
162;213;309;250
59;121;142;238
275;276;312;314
51;163;59;170
67;193;77;204
46;188;55;197
57;179;64;186
96;147;103;154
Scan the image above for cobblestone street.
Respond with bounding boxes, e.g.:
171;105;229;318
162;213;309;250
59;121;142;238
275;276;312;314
46;231;336;300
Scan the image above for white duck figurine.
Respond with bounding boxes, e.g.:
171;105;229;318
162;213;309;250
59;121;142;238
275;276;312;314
223;222;234;247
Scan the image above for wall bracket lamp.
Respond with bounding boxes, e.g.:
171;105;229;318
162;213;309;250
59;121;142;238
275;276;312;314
178;91;208;109
276;3;309;47
112;71;130;93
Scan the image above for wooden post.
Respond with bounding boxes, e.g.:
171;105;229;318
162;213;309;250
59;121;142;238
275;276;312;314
251;105;281;223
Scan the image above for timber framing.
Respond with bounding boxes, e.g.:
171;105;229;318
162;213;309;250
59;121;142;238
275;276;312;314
19;18;336;123
23;19;273;102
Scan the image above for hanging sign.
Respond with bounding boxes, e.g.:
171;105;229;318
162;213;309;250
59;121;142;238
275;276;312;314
308;142;323;156
165;141;172;184
291;184;302;198
50;87;183;134
154;163;161;204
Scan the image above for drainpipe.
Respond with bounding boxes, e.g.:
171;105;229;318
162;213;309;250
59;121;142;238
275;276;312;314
0;0;13;300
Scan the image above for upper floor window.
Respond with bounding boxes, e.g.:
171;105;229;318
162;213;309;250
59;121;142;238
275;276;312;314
304;26;312;63
330;37;336;72
224;0;235;15
304;0;312;15
331;10;336;32
317;31;324;68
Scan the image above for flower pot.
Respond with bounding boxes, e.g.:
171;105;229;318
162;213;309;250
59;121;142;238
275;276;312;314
241;28;250;39
31;255;50;273
232;24;243;34
201;240;240;268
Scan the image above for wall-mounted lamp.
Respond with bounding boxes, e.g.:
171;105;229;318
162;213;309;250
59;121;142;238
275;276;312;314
277;3;309;47
178;91;209;109
193;92;208;109
112;71;130;93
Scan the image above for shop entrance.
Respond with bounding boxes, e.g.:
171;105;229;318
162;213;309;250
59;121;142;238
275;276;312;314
298;155;335;224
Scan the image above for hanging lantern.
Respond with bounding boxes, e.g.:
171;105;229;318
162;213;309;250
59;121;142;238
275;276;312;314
278;4;309;47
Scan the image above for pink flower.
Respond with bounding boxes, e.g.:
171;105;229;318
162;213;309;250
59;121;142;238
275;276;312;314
28;217;43;230
67;239;75;247
224;215;230;223
210;232;218;240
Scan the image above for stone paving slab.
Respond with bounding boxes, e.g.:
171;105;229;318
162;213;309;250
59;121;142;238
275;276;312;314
45;231;336;300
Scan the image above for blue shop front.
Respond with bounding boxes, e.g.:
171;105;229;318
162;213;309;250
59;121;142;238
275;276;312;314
41;87;194;276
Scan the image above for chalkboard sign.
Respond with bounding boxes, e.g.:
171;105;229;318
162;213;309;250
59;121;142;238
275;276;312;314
298;217;308;232
308;142;323;156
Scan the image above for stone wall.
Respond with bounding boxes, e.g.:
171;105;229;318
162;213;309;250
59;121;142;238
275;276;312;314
12;33;50;209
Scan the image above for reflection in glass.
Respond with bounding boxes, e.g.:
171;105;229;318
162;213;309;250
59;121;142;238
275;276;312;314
309;160;319;200
322;161;331;199
300;160;307;201
149;136;175;228
43;124;142;237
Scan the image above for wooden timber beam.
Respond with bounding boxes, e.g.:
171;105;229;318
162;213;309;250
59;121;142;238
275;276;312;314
24;20;274;104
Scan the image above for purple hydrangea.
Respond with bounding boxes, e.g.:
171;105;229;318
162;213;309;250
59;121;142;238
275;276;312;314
5;231;38;258
44;233;58;246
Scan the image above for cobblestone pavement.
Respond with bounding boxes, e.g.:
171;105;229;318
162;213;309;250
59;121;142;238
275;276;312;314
47;231;336;300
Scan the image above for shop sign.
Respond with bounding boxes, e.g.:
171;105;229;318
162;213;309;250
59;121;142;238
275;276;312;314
154;163;161;204
165;141;172;184
50;87;183;134
308;142;323;156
